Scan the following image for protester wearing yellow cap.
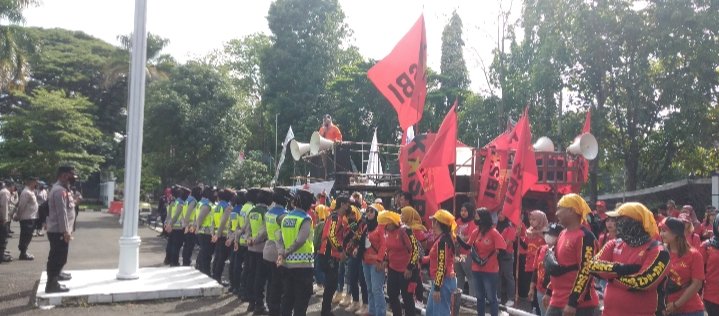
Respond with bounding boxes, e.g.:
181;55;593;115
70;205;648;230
425;209;458;315
545;194;599;315
401;206;426;232
378;211;401;227
588;202;669;316
557;193;592;224
400;205;428;303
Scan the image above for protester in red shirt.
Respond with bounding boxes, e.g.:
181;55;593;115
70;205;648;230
595;201;608;221
667;200;680;218
319;195;349;316
458;208;506;316
400;206;427;303
496;212;518;306
678;213;703;249
661;217;705;316
455;202;477;297
588;202;669;316
700;209;716;241
529;223;563;316
358;205;384;316
377;210;419;316
520;210;548;309
699;214;719;315
423;209;458;316
543;194;598;316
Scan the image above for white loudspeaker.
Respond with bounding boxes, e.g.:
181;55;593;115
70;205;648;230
567;133;598;160
290;140;310;161
533;137;555;152
310;131;334;155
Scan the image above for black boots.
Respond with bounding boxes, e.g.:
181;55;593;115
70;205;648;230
45;278;69;293
19;252;34;261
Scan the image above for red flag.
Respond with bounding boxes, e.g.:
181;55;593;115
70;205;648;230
400;133;440;222
476;148;509;211
580;109;591;181
418;166;454;206
420;102;457;169
500;107;538;226
368;15;427;131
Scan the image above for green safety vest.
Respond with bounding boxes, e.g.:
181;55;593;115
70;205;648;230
281;212;314;265
213;203;225;234
199;201;213;230
249;211;264;239
171;200;184;228
237;203;253;245
182;199;197;223
265;211;281;242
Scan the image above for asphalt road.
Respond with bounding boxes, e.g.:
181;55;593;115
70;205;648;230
0;212;496;315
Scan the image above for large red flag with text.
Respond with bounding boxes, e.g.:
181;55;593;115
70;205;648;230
419;102;457;203
400;133;439;223
367;15;427;132
500;107;537;226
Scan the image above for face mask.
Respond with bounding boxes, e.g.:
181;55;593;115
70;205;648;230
544;235;557;245
68;175;77;186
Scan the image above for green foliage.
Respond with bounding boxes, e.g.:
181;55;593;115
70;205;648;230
261;0;350;153
0;88;104;179
221;150;272;188
144;61;250;185
0;0;38;91
439;11;470;108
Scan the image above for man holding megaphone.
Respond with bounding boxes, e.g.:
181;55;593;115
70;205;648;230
319;114;342;142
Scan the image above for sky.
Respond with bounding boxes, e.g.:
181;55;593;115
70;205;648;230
23;0;521;94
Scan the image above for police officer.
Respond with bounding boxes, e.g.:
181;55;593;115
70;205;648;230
236;188;259;301
181;185;201;266
243;188;273;314
277;189;316;316
194;186;215;276
212;188;235;284
264;187;290;315
228;190;247;294
164;186;183;266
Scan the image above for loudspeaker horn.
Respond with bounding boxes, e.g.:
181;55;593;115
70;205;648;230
290;139;310;161
533;136;555;152
567;133;598;160
310;131;334;155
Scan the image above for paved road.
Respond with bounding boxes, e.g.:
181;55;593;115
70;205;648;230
0;212;501;315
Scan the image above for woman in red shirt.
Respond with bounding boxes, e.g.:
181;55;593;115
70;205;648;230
424;209;458;315
377;211;419;316
700;210;716;241
529;223;563;316
359;206;385;316
454;202;476;297
661;217;705;316
521;210;547;312
700;214;719;315
678;214;703;249
458;208;506;316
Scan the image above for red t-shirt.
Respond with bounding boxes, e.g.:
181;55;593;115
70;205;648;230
363;228;385;264
590;239;668;316
667;248;705;314
467;228;506;273
534;245;549;293
688;233;702;249
455;219;476;256
378;226;420;273
699;242;719;305
518;224;528;255
499;224;517;254
523;234;545;272
426;234;455;289
548;227;599;309
598;231;617;248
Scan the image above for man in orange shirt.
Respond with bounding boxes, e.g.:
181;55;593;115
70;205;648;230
319;114;342;142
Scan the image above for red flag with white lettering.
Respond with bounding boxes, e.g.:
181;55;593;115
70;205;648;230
367;15;427;132
501;107;538;226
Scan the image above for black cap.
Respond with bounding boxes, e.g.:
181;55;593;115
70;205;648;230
664;217;686;237
246;188;261;203
545;223;564;236
296;189;315;203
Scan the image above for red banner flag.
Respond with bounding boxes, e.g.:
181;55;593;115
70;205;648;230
367;15;427;132
420;102;457;169
501;107;538;227
476;148;510;211
400;133;439;223
580;109;591;182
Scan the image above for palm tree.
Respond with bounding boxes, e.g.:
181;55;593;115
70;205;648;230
0;0;38;91
103;33;173;87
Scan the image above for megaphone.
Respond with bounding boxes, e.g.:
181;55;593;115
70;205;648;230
567;133;598;160
310;131;334;155
533;137;555;152
290;139;310;161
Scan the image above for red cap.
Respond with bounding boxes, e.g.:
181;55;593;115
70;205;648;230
596;201;606;207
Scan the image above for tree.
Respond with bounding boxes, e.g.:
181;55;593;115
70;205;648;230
261;0;350;154
439;11;470;109
0;88;104;179
221;150;273;188
105;33;173;86
221;33;272;107
0;0;37;91
144;61;250;185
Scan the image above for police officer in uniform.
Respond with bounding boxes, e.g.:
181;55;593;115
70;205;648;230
243;188;273;314
212;188;235;284
194;186;215;276
277;189;316;316
264;187;290;315
164;186;186;266
181;185;201;266
228;190;247;294
236;188;259;301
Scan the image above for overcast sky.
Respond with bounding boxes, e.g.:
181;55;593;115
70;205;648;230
23;0;521;94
